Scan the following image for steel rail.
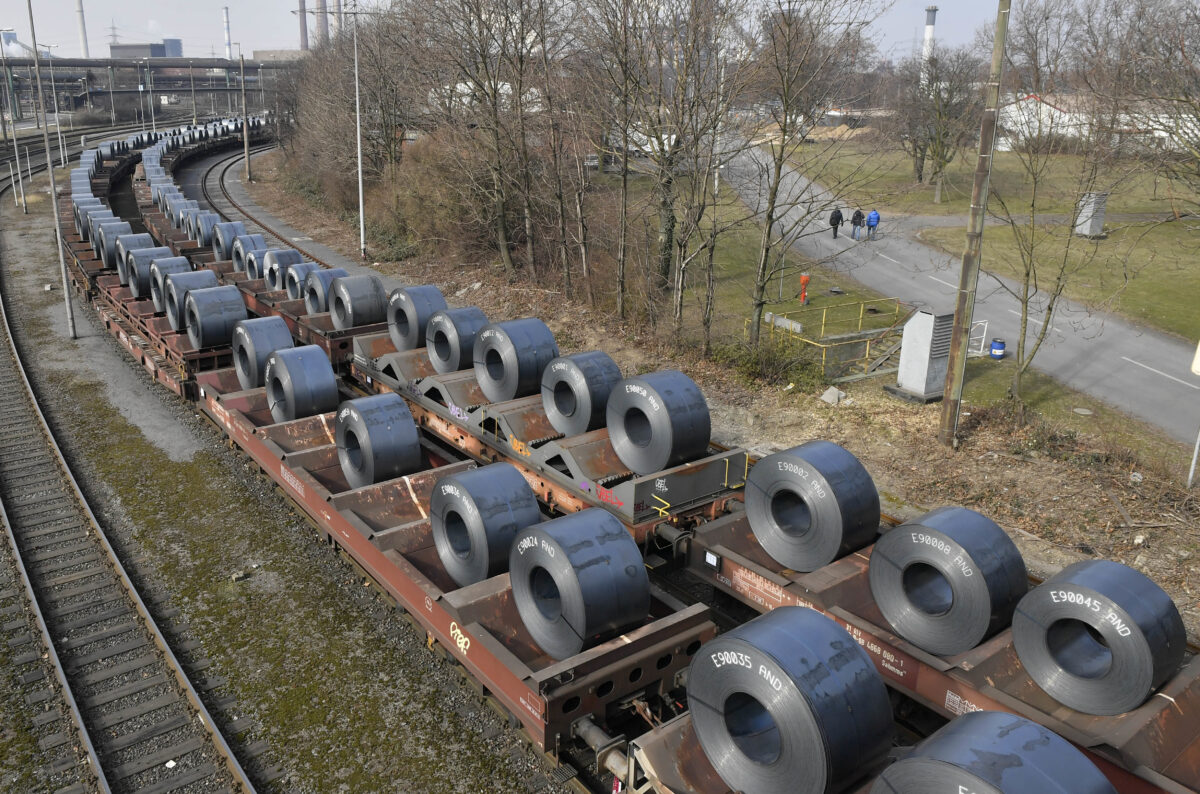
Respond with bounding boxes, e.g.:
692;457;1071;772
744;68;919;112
0;151;258;794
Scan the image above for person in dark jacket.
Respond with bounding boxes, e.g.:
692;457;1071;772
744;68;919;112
850;209;865;240
829;208;844;239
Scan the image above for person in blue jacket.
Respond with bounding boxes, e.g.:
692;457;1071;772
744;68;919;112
866;209;880;240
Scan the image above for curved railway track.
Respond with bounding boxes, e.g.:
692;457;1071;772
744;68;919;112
197;146;338;269
0;145;255;794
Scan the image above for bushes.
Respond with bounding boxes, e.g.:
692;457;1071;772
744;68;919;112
712;338;827;392
392;131;508;259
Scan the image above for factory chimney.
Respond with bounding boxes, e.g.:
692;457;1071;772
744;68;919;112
922;6;938;64
315;0;329;45
298;0;309;50
75;0;90;57
223;6;232;60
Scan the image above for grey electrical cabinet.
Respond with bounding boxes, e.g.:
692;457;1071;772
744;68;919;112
1074;192;1109;238
896;310;954;400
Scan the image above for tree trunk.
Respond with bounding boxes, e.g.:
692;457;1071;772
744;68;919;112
655;164;675;295
913;146;927;183
702;221;717;356
617;126;629;318
933;172;943;203
750;146;785;347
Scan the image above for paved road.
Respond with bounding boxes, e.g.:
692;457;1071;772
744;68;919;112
725;144;1200;444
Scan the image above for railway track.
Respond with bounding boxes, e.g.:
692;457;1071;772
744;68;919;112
0;147;255;794
197;145;338;269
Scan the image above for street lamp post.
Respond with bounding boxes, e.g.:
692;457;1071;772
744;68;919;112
43;44;66;167
137;63;145;130
107;65;115;124
239;49;251;181
353;10;365;258
147;63;156;133
189;61;197;124
25;0;77;339
0;27;12;147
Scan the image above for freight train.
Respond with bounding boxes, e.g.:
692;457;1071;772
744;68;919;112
47;124;1200;794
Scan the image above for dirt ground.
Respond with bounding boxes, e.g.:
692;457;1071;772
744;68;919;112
247;149;1200;639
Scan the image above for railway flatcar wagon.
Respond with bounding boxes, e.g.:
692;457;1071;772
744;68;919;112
50;124;1200;794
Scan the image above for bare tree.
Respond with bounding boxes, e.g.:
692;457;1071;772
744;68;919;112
884;44;986;200
742;0;881;346
987;0;1147;418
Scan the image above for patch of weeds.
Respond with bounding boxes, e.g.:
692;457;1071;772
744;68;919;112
712;338;827;392
281;169;325;208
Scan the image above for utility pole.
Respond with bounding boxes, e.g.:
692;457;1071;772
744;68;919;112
147;63;156;133
107;65;115;123
0;27;12;148
240;52;251;181
189;62;197;124
353;9;365;258
26;0;77;339
938;0;1011;447
46;46;66;167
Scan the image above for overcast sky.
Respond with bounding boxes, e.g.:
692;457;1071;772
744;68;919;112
2;0;996;60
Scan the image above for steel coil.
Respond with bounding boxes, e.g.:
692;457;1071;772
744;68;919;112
113;233;155;284
869;507;1027;655
605;370;710;475
330;275;388;330
193;211;221;247
426;307;489;374
72;196;103;236
126;247;174;299
232;316;294;390
472;319;560;403
97;221;132;268
212;221;247;260
431;463;541;587
688;606;893;794
335;393;423;489
870;711;1117;794
172;200;199;229
80;206;114;245
509;509;649;660
1012;559;1186;715
185;285;248;349
746;441;879;571
387;285;447;351
264;250;306;292
302;268;350;314
264;345;340;423
540;351;621;437
285;263;322;300
164;270;220;331
149;258;192;313
231;234;267;272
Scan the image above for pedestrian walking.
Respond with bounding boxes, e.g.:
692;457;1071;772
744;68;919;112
829;208;844;239
866;209;880;241
850;209;864;241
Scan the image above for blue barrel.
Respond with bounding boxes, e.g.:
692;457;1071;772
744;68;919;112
990;338;1006;359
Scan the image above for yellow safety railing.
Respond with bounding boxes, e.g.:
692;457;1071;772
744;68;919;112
745;298;915;373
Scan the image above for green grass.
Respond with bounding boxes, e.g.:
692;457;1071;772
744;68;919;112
921;221;1200;341
792;139;1197;217
960;357;1191;473
599;171;896;342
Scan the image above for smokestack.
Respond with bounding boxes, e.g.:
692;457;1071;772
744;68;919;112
922;6;938;64
223;6;232;60
336;0;344;34
298;0;309;50
315;0;329;45
75;0;90;57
